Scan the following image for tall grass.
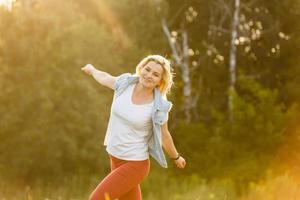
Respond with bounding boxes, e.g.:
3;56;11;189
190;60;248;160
240;172;300;200
2;171;299;200
0;172;236;200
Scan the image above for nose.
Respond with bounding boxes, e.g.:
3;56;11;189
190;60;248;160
144;73;152;79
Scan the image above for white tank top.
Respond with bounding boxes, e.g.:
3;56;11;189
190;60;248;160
104;83;154;160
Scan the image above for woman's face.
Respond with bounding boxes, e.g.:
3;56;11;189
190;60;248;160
139;61;164;90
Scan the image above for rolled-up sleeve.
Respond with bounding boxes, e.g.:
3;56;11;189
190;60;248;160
154;101;173;125
113;73;131;91
163;102;172;124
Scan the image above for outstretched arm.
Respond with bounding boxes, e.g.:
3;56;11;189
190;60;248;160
81;64;117;90
161;122;186;169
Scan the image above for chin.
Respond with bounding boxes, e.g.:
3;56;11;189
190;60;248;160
139;78;156;89
143;83;153;88
142;82;155;89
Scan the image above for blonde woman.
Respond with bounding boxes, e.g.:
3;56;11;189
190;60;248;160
81;55;186;200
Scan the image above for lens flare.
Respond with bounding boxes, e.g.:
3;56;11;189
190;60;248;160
240;111;300;199
0;0;15;11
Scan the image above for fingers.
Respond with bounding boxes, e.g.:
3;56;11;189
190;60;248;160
176;162;184;168
177;163;184;168
175;158;186;169
179;161;186;169
81;64;93;75
81;67;90;75
182;160;186;168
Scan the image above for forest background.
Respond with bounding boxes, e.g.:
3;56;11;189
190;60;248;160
1;0;300;199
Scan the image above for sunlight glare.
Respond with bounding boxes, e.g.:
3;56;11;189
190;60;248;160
0;0;15;11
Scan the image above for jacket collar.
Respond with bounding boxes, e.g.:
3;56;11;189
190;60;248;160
127;75;164;111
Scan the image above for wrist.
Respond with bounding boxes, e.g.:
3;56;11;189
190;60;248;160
90;67;96;76
172;153;181;161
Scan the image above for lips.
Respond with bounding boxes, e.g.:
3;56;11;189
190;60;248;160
143;77;152;83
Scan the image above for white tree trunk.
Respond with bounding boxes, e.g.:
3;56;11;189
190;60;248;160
228;0;240;121
161;19;181;65
181;29;192;122
161;19;193;122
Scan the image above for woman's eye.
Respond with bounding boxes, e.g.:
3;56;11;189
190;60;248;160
146;68;150;71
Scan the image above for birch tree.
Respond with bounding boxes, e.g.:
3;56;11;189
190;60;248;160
156;1;200;122
228;0;240;121
205;0;286;121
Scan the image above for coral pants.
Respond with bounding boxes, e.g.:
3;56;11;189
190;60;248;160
89;154;150;200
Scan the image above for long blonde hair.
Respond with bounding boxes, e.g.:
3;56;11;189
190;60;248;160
134;55;174;97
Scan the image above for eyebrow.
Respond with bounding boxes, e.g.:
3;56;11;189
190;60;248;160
146;66;161;75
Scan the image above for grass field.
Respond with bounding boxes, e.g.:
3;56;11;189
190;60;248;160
1;170;299;200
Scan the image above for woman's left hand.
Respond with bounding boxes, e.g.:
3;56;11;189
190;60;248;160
175;156;186;169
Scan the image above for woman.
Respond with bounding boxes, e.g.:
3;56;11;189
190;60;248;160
81;55;186;200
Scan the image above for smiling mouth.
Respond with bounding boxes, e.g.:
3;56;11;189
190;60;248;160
143;77;152;82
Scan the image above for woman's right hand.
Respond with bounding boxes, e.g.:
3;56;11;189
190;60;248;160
81;64;95;75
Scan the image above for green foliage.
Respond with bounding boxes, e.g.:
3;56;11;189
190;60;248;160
0;0;300;198
171;76;286;191
0;0;154;182
241;173;300;200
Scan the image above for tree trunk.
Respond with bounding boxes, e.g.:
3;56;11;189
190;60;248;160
161;19;193;122
181;29;192;122
228;0;240;121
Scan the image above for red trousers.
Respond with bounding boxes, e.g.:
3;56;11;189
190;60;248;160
89;155;150;200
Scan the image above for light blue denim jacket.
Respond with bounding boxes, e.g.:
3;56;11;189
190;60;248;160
113;73;172;168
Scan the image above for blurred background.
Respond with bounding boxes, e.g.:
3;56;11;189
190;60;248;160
1;0;300;199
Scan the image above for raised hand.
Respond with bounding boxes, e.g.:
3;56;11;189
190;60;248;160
81;64;96;75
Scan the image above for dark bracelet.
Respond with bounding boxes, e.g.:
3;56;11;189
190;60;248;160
173;153;181;161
